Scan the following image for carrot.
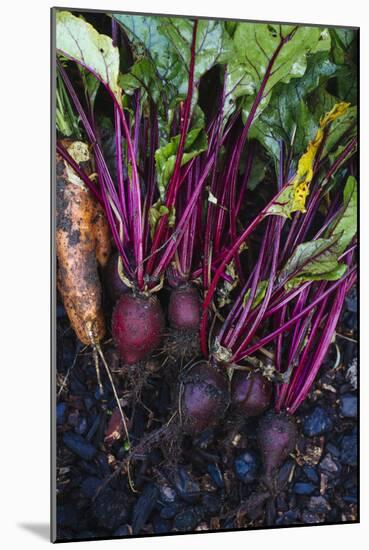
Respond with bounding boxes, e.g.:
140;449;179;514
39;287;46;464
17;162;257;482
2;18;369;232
56;140;133;464
56;139;111;346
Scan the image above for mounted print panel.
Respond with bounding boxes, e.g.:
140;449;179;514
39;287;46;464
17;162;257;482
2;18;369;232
51;8;358;543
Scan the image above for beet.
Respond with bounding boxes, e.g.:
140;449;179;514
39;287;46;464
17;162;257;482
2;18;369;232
257;411;298;492
168;285;201;331
231;371;272;417
181;362;229;435
112;293;165;365
104;252;129;303
164;327;201;361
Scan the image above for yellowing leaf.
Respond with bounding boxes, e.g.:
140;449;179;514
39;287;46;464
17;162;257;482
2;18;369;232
291;102;350;212
267;101;350;218
320;101;351;126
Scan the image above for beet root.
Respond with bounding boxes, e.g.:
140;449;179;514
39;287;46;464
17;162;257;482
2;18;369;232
165;285;201;360
164;327;201;361
181;362;229;435
104;251;129;303
231;371;272;417
112;293;165;365
168;285;201;331
257;411;298;493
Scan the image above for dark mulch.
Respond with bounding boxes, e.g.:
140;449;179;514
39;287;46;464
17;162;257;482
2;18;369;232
55;287;357;541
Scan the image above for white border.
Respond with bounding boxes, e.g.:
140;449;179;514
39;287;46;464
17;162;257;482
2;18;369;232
2;0;367;547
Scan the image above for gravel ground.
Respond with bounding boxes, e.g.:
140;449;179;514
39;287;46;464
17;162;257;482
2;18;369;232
55;287;357;541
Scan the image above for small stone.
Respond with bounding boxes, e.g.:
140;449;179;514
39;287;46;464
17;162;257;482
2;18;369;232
207;463;224;489
152;516;171;534
307;496;331;514
339;394;357;418
57;403;67;425
75;416;88;435
158;482;177;504
341;434;357;466
174;509;199;531
343;495;357;504
84;397;94;411
319;454;340;477
80;476;101;498
346;357;357;390
303;406;333;437
202;493;220;514
301;510;322;524
297;443;323;466
172;467;200;503
63;432;97;461
234;450;259;483
345;288;357;313
275;509;299;525
160;502;182;520
113;525;130;537
320;473;329;495
303;465;319;484
67;410;79;428
293;482;316;495
325;443;340;457
92;488;128;531
132;483;159;534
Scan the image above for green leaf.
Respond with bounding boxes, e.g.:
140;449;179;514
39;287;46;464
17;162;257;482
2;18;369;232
56;11;121;101
225;23;331;122
247;155;268;191
113;15;229;97
158;18;230;94
278;237;347;290
79;68;100;110
113;15;229;145
330;28;356;65
148;202;172;238
331;28;358;105
283;264;347;290
155;126;208;199
112;14;181;85
119;57;163;103
56;70;82;138
265;182;301;218
250;52;337;162
278;176;357;289
324;175;357;252
243;280;269;309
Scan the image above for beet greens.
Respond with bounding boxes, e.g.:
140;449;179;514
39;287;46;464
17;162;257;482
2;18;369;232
55;11;357;412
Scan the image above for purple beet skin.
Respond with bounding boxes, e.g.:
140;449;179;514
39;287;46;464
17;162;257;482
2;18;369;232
181;362;229;435
168;285;201;331
257;411;298;491
231;371;272;416
104;251;129;303
112;293;165;365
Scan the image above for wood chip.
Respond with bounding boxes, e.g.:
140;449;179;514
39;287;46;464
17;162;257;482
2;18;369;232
320;473;328;495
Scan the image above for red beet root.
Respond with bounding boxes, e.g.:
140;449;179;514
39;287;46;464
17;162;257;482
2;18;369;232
104;252;129;303
257;411;298;492
181;362;229;435
168;285;201;331
112;293;165;365
231;371;272;417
